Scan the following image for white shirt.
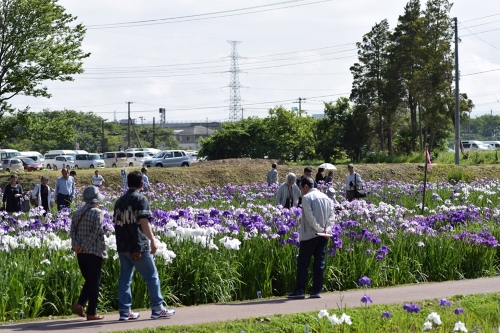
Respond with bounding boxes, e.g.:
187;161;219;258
345;172;363;190
92;175;105;186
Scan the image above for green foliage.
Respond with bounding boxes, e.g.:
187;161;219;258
0;109;177;152
200;110;316;162
0;0;90;112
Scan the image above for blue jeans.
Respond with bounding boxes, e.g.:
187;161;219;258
294;236;328;295
118;252;164;312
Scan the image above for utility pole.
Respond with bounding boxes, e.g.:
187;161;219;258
294;97;306;116
454;17;460;165
126;101;134;148
101;120;105;153
152;117;156;148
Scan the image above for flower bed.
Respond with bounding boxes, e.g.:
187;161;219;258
0;179;499;320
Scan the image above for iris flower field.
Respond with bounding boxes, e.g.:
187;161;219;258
1;178;499;321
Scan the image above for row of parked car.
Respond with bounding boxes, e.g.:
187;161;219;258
1;148;200;172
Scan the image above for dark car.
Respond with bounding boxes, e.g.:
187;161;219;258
20;158;44;171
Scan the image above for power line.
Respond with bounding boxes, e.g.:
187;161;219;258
461;68;500;76
460;12;500;23
87;0;331;29
458;22;500;51
86;0;308;27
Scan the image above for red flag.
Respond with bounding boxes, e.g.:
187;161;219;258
426;149;433;170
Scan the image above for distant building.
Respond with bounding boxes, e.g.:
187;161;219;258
312;114;326;119
119;118;136;124
175;126;215;150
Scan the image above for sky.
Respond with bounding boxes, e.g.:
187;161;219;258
8;0;500;124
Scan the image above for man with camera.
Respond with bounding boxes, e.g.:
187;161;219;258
345;163;363;202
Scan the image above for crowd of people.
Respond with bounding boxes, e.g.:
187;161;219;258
2;167;175;321
267;162;365;299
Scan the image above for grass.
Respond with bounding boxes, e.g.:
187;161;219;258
3;154;500;190
108;293;500;333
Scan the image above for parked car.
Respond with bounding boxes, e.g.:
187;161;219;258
2;158;24;173
126;151;149;167
461;140;491;152
20;158;44;171
74;153;105;169
51;155;75;171
143;150;191;168
102;151;127;167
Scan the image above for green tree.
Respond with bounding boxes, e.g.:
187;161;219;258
263;107;315;161
315;97;351;162
350;20;391;152
0;0;89;112
390;0;423;150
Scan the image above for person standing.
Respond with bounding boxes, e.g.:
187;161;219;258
288;177;334;299
276;173;300;208
345;163;363;202
324;171;334;184
71;186;107;321
55;169;75;211
91;170;105;187
31;175;52;215
2;174;23;213
121;167;127;190
141;167;150;191
315;167;325;183
266;163;279;186
113;171;175;321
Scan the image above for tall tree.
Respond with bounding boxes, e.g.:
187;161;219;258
390;0;423;150
413;0;455;149
0;0;90;112
350;20;391;151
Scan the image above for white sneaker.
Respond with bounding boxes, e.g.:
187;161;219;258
119;311;140;321
151;308;175;319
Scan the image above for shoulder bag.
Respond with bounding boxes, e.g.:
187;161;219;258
354;174;367;198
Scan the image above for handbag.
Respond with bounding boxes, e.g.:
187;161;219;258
354;174;367;198
21;200;30;213
30;186;39;206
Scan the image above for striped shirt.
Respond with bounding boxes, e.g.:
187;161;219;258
71;204;107;258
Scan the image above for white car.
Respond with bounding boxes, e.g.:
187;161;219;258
51;155;75;171
2;158;24;173
126;151;149;167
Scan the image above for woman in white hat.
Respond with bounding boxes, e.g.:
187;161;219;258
70;186;107;321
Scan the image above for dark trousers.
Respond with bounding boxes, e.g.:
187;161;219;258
77;253;103;316
346;190;356;202
56;193;72;211
294;236;328;295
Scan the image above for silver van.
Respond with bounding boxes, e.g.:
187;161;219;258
74;153;105;169
102;151;127;167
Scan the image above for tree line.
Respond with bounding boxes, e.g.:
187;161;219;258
0;109;179;153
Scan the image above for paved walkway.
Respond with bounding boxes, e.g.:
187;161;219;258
2;277;500;333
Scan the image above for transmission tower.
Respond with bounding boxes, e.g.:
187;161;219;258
227;40;242;121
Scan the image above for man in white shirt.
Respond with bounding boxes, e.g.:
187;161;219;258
91;170;105;187
345;163;363;201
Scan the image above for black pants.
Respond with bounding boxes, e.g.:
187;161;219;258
56;193;72;211
294;237;328;295
346;190;356;202
77;253;103;316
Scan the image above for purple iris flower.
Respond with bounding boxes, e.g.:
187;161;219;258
403;303;420;314
358;276;371;287
454;307;464;315
439;298;451;306
381;311;392;318
361;295;373;303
